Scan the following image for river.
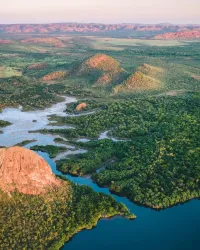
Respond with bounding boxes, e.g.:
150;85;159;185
0;96;200;250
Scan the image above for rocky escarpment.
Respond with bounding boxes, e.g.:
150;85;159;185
154;30;200;39
0;146;61;195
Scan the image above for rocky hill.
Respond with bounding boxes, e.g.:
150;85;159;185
0;146;61;195
77;54;126;85
114;71;161;94
113;63;164;94
79;54;120;72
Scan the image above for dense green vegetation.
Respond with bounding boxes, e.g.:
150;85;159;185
30;145;67;158
0;76;66;111
44;93;200;138
1;35;200;106
0;33;200;244
0;120;11;127
50;94;200;209
56;139;127;175
0;120;11;133
0;179;134;250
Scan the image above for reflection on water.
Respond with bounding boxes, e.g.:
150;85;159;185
53;148;87;161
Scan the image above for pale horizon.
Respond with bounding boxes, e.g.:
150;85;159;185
0;0;199;24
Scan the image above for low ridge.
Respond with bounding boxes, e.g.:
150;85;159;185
41;71;67;81
21;37;64;47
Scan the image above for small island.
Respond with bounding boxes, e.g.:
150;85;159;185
0;120;11;134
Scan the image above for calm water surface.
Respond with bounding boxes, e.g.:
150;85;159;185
0;96;199;250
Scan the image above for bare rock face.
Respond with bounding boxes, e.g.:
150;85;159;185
0;147;61;195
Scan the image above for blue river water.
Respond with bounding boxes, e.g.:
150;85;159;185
40;151;200;250
1;96;200;250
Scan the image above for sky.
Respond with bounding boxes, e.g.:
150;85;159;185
0;0;199;24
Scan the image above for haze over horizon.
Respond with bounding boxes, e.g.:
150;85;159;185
0;0;199;24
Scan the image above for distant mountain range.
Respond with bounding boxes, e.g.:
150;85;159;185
0;23;200;35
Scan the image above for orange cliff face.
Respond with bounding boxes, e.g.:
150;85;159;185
0;147;61;195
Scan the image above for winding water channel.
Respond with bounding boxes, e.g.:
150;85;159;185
0;96;200;250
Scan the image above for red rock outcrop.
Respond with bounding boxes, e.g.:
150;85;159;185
81;54;120;72
76;102;87;112
154;31;200;40
0;147;61;195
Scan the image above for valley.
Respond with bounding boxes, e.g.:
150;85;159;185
0;30;200;249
